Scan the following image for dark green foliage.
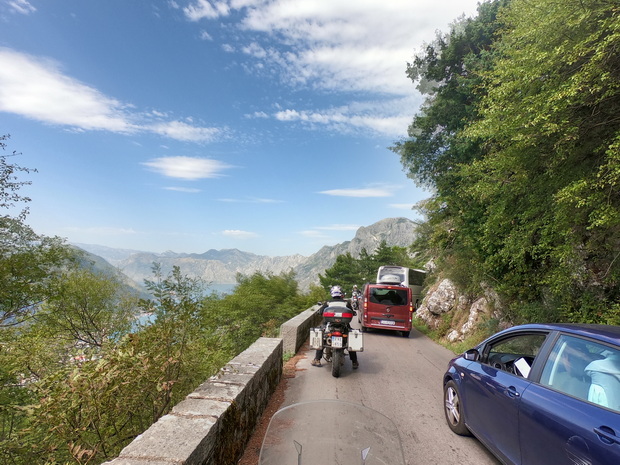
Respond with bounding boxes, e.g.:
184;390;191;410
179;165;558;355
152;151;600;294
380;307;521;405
391;0;508;192
394;0;620;324
203;270;310;354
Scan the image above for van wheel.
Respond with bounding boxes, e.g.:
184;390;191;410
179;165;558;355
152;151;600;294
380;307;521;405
361;325;367;333
402;331;410;338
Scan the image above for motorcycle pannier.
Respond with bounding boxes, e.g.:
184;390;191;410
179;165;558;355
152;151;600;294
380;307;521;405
347;329;364;352
309;328;323;349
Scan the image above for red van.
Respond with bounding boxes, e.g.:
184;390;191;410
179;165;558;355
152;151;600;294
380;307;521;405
360;283;413;337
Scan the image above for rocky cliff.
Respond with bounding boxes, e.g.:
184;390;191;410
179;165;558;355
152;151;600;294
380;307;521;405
415;277;510;343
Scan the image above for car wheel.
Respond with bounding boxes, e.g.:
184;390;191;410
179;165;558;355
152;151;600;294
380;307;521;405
444;380;471;436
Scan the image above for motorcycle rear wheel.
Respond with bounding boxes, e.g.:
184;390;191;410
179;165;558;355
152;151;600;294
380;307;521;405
332;349;343;377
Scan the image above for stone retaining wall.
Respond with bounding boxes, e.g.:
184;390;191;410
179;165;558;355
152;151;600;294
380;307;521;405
102;306;319;465
279;304;322;354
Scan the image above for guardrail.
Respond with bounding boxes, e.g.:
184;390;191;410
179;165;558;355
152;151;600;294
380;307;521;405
103;305;320;465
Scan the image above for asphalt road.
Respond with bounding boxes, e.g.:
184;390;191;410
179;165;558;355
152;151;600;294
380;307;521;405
280;320;501;465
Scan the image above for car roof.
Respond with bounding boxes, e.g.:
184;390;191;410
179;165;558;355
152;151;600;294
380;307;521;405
497;323;620;346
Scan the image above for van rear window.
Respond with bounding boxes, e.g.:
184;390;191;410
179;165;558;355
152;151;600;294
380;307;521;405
369;288;408;305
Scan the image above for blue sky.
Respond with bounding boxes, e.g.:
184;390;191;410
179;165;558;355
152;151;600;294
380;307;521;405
0;0;481;257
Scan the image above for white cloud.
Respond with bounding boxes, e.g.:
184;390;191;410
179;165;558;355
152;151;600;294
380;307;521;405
184;0;231;21
247;111;268;119
222;229;258;239
273;99;414;137
299;223;360;242
319;187;392;198
0;48;224;143
181;0;480;136
7;0;36;14
143;156;234;180
0;48;136;133
164;186;202;193
148;120;223;143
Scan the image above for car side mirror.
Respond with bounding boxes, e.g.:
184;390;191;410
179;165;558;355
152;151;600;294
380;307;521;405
464;349;480;361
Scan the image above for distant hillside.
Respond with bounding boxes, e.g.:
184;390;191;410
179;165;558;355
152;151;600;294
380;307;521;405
292;217;420;289
70;246;151;298
74;217;420;292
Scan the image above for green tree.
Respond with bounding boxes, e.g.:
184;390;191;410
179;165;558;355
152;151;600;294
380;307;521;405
25;264;229;464
319;252;364;293
391;0;508;192
462;0;620;321
205;271;306;354
1;269;139;464
36;269;138;348
0;135;77;327
389;0;509;297
0;136;83;463
393;0;620;323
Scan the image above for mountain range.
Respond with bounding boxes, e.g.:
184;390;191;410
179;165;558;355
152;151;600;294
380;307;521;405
74;217;420;292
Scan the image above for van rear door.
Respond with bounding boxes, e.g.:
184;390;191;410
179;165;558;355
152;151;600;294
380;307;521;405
362;285;412;337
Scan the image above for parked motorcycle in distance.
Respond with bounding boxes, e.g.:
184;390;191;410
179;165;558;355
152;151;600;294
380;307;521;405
310;305;363;377
258;400;406;465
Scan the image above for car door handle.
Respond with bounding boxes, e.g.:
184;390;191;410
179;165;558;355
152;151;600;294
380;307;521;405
594;426;620;445
506;386;520;398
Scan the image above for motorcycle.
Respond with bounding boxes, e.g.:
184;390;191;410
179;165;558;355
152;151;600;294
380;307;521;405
310;304;363;378
258;399;406;464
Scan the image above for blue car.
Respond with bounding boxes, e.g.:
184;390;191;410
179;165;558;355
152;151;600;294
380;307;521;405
443;323;620;464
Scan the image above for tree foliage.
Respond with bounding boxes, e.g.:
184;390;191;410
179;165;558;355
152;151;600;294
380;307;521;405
204;270;313;355
2;264;315;464
0;135;78;327
393;0;620;323
318;241;421;295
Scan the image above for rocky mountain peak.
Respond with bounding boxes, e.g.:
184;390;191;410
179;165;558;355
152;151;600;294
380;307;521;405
76;217;419;292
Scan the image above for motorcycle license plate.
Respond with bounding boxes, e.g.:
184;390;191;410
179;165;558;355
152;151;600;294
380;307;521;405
380;320;396;326
332;336;343;348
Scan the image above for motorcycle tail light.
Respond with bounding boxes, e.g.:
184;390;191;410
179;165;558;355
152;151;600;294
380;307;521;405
323;311;354;319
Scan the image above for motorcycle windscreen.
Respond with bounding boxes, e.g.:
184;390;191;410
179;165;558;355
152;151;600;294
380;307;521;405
258;399;406;465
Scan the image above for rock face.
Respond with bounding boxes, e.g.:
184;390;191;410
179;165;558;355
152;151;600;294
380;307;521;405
415;278;506;342
75;217;420;293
